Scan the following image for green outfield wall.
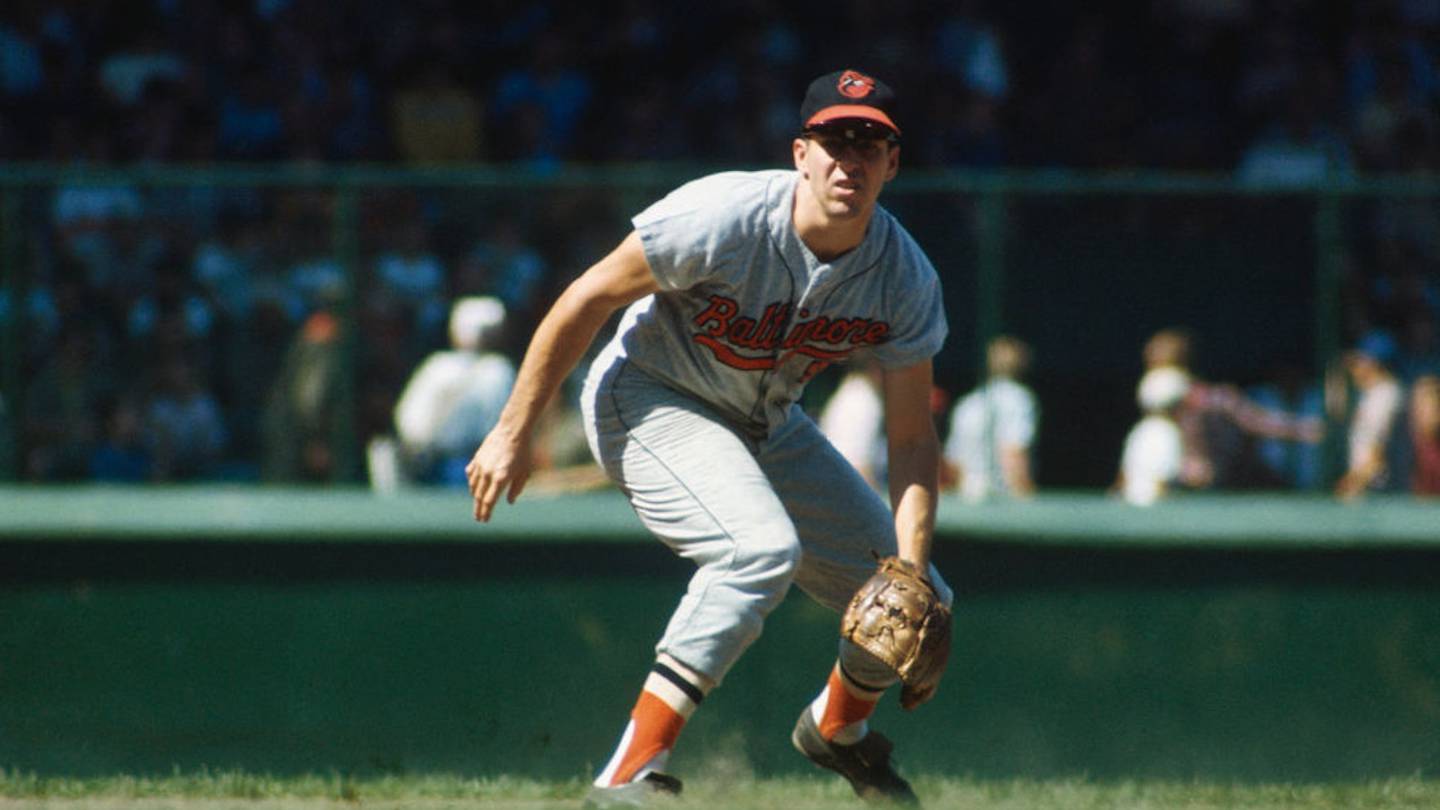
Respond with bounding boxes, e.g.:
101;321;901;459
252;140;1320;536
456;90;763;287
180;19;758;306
2;487;1438;782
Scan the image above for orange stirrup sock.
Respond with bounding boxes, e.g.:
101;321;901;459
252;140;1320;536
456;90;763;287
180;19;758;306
812;663;884;744
594;658;707;787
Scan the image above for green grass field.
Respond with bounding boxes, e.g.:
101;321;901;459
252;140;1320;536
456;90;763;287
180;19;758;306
4;772;1440;809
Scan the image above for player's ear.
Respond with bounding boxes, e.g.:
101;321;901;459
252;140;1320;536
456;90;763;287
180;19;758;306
884;144;900;181
793;137;809;175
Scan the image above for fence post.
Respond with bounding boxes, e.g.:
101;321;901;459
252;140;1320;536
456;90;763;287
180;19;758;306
332;184;361;484
1;188;22;481
1313;191;1345;490
975;188;1006;368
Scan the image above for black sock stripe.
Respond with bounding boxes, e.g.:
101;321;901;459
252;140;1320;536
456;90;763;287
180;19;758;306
838;661;891;694
652;663;705;705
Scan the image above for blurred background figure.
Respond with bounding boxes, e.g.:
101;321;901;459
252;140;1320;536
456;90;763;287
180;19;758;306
1246;363;1325;490
391;296;515;487
371;212;449;350
944;335;1038;502
1411;373;1440;497
88;394;152;482
261;306;345;483
22;327;113;481
1335;330;1406;499
144;358;226;481
818;363;886;489
461;216;551;343
1143;327;1323;490
488;31;593;165
1117;366;1190;506
389;60;485;165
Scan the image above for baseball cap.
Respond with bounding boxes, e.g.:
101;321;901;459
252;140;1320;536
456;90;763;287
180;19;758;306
800;69;901;139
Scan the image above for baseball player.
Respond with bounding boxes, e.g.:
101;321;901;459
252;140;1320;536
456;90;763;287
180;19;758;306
467;68;953;807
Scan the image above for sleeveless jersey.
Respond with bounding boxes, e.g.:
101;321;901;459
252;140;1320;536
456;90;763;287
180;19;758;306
598;169;947;438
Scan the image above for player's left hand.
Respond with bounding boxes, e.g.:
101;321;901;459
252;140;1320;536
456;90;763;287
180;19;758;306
466;426;534;522
841;556;953;710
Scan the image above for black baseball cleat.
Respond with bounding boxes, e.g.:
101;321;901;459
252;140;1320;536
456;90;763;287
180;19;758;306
582;771;683;809
791;708;919;805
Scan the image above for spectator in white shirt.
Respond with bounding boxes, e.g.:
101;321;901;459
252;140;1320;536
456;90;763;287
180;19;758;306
393;297;516;486
818;364;886;488
945;335;1038;502
1119;367;1191;506
1335;330;1406;500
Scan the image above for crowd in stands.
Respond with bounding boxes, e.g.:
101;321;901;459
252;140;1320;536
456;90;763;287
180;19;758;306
0;1;1435;171
1;0;1438;494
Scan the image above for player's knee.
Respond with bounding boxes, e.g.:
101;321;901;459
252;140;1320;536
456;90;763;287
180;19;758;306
735;533;801;590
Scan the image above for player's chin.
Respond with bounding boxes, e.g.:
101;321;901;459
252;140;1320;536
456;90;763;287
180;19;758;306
826;198;869;218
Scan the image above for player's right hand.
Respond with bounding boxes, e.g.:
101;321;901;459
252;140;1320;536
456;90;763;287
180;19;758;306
466;427;533;522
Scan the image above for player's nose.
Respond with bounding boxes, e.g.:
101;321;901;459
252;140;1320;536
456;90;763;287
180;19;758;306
835;163;864;185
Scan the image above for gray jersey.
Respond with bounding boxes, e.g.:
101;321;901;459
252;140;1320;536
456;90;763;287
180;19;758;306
597;169;947;438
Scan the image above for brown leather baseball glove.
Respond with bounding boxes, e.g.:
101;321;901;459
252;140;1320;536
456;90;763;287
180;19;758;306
841;556;953;710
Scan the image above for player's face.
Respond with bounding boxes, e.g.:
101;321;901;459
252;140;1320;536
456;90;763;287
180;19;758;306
794;129;899;219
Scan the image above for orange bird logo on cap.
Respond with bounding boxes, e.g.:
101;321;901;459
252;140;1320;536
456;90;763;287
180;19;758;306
836;70;876;99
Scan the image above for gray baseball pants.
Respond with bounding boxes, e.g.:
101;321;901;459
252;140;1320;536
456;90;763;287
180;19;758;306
582;357;951;686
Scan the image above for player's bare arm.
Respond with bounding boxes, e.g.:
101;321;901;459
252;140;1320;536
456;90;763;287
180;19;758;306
467;231;659;522
882;359;940;573
1000;443;1035;497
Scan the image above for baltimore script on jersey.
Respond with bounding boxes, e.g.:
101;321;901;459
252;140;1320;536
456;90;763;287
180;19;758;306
692;294;892;381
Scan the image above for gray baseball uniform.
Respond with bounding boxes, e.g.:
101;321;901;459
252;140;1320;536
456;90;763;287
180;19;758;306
581;169;951;685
